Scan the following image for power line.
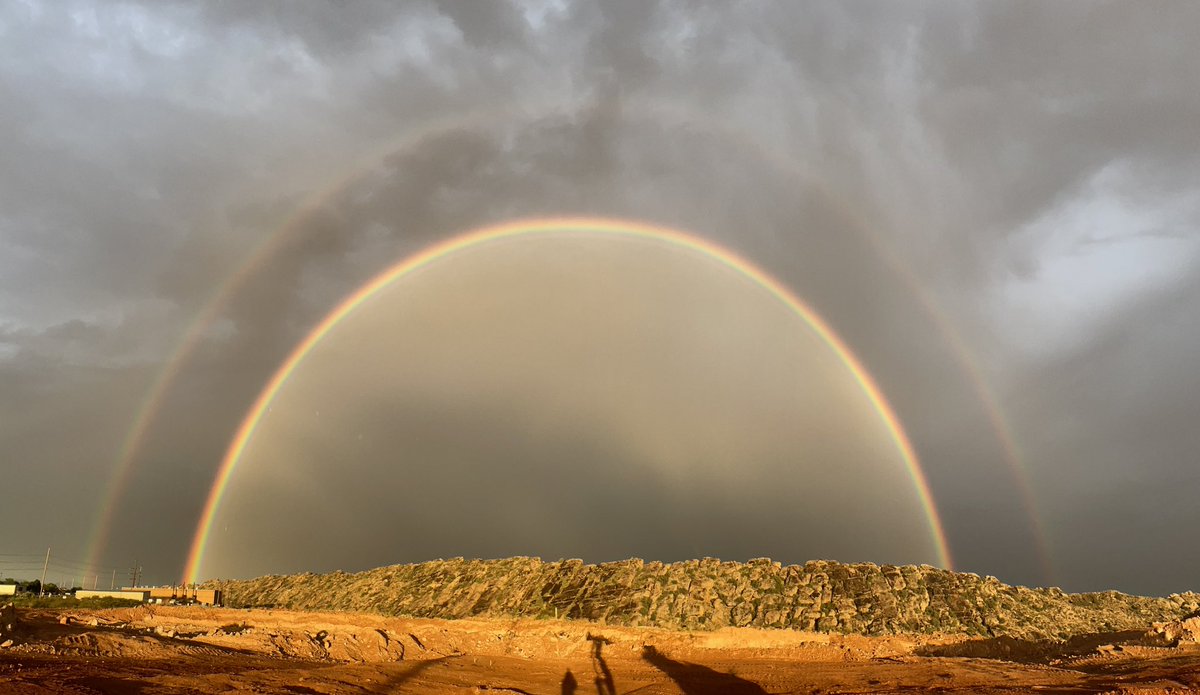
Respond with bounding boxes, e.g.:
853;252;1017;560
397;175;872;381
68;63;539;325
0;547;152;589
0;552;122;569
0;552;125;585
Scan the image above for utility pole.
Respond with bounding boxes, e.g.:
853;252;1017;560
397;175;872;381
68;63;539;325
38;547;50;597
110;569;116;590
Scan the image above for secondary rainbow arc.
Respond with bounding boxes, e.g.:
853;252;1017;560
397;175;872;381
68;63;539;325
183;216;953;584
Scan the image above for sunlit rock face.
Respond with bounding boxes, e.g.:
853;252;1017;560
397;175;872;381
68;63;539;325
208;557;1200;639
202;234;940;579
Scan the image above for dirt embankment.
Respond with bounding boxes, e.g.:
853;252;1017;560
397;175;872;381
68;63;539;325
3;604;1200;694
207;557;1200;640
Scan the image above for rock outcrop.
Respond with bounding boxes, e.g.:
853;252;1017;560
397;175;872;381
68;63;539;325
0;602;19;648
205;558;1200;640
1149;615;1200;646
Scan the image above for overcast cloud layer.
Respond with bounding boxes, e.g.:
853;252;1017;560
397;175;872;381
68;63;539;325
1;1;1198;595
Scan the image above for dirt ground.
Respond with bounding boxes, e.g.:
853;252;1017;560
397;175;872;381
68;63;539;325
2;604;1200;694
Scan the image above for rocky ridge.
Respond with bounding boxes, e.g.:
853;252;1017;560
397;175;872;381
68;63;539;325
205;558;1200;639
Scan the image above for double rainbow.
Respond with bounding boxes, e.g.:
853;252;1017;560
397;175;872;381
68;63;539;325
83;99;1049;580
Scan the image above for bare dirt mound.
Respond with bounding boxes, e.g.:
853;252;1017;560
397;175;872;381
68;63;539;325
3;605;1200;693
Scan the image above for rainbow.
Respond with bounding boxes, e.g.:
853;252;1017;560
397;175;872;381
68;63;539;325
902;289;1055;580
92;99;1043;579
183;216;953;583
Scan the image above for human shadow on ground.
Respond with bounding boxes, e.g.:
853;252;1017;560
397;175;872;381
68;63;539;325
588;633;616;695
379;655;455;691
561;667;578;694
641;645;767;695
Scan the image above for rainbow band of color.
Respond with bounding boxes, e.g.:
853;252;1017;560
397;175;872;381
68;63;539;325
183;217;953;582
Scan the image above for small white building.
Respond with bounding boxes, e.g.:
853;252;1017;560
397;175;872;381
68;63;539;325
0;584;15;596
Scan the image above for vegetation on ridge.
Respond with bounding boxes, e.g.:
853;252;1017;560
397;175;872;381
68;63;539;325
204;558;1200;640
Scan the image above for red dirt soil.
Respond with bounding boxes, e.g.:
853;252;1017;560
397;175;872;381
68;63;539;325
2;605;1200;693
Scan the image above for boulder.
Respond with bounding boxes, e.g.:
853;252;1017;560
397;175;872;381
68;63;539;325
0;603;18;646
1149;616;1200;645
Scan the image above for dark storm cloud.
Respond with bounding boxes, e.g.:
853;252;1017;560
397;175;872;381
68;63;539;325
2;0;1198;593
1005;270;1200;595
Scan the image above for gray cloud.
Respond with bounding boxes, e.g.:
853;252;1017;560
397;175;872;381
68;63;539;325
2;0;1197;594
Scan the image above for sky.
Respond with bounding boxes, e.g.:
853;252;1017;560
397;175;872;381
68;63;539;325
1;0;1198;596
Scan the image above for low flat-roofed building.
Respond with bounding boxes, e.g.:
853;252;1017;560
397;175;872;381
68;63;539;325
0;584;15;596
192;589;221;606
126;586;222;606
